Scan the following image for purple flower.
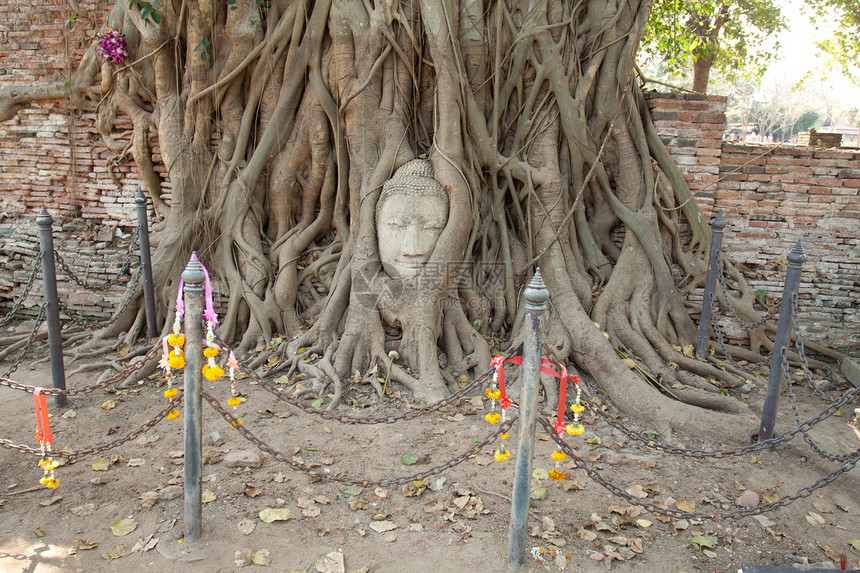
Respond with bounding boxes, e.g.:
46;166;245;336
96;29;128;65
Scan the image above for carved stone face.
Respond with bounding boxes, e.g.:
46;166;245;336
377;192;448;279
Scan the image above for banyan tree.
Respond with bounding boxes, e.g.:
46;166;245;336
5;0;806;443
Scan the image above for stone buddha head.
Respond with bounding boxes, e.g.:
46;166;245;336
376;159;449;279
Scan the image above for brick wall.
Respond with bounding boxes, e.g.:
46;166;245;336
647;93;860;353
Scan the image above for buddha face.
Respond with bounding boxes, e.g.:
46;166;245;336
377;192;448;279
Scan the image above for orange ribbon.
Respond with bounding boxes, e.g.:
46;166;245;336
33;388;53;445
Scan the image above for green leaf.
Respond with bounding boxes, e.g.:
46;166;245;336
530;487;547;500
532;467;549;480
312;398;323;408
344;486;364;497
201;51;210;61
140;7;150;19
104;545;127;559
690;535;716;549
150;11;161;23
201;37;210;48
91;458;110;471
110;518;137;537
849;539;860;551
401;453;418;466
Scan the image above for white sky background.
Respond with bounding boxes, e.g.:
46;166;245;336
760;0;860;117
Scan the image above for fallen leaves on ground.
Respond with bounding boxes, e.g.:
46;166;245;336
259;507;292;523
110;518;137;537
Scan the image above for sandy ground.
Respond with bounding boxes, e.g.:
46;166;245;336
1;347;859;573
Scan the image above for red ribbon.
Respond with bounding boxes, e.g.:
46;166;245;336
490;356;578;425
33;388;53;445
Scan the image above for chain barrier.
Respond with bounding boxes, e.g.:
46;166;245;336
203;390;514;487
541;417;860;521
779;349;856;464
2;303;48;379
0;396;181;459
57;266;142;330
590;381;860;459
216;334;522;426
0;251;43;330
717;261;781;330
0;341;161;397
790;296;835;403
53;227;139;293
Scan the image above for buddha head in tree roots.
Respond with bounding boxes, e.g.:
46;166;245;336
376;159;449;280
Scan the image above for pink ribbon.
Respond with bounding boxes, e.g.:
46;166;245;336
175;253;218;326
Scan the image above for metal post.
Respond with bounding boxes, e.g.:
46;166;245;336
36;208;67;408
758;242;806;441
135;189;158;340
696;211;726;359
182;254;205;542
507;268;548;572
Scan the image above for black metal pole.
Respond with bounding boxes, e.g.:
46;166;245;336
507;268;548;571
135;189;158;340
696;211;726;359
758;242;806;441
182;255;205;542
35;208;67;408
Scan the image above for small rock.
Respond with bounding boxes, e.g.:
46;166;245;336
237;519;256;535
210;430;224;446
224;450;262;469
752;515;775;528
234;548;253;567
70;503;95;517
159;485;183;501
736;490;760;509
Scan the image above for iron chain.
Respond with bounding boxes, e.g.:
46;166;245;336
542;417;860;521
217;334;522;426
592;381;860;459
717;261;781;330
790;296;833;403
203;390;514;487
0;251;43;329
0;397;181;459
2;303;48;379
0;341;161;397
57;266;142;330
53;227;139;293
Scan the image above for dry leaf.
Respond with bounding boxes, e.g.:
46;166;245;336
259;508;292;523
348;498;367;511
103;545;127;560
91;458;111;471
302;506;321;518
369;520;398;533
676;498;696;513
127;458;145;467
74;539;97;550
201;490;216;503
244;485;262;498
139;491;158;509
578;529;598;541
805;512;826;527
100;400;116;411
625;484;648;499
110;518;137;537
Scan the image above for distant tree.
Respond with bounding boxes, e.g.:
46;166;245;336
641;0;785;93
